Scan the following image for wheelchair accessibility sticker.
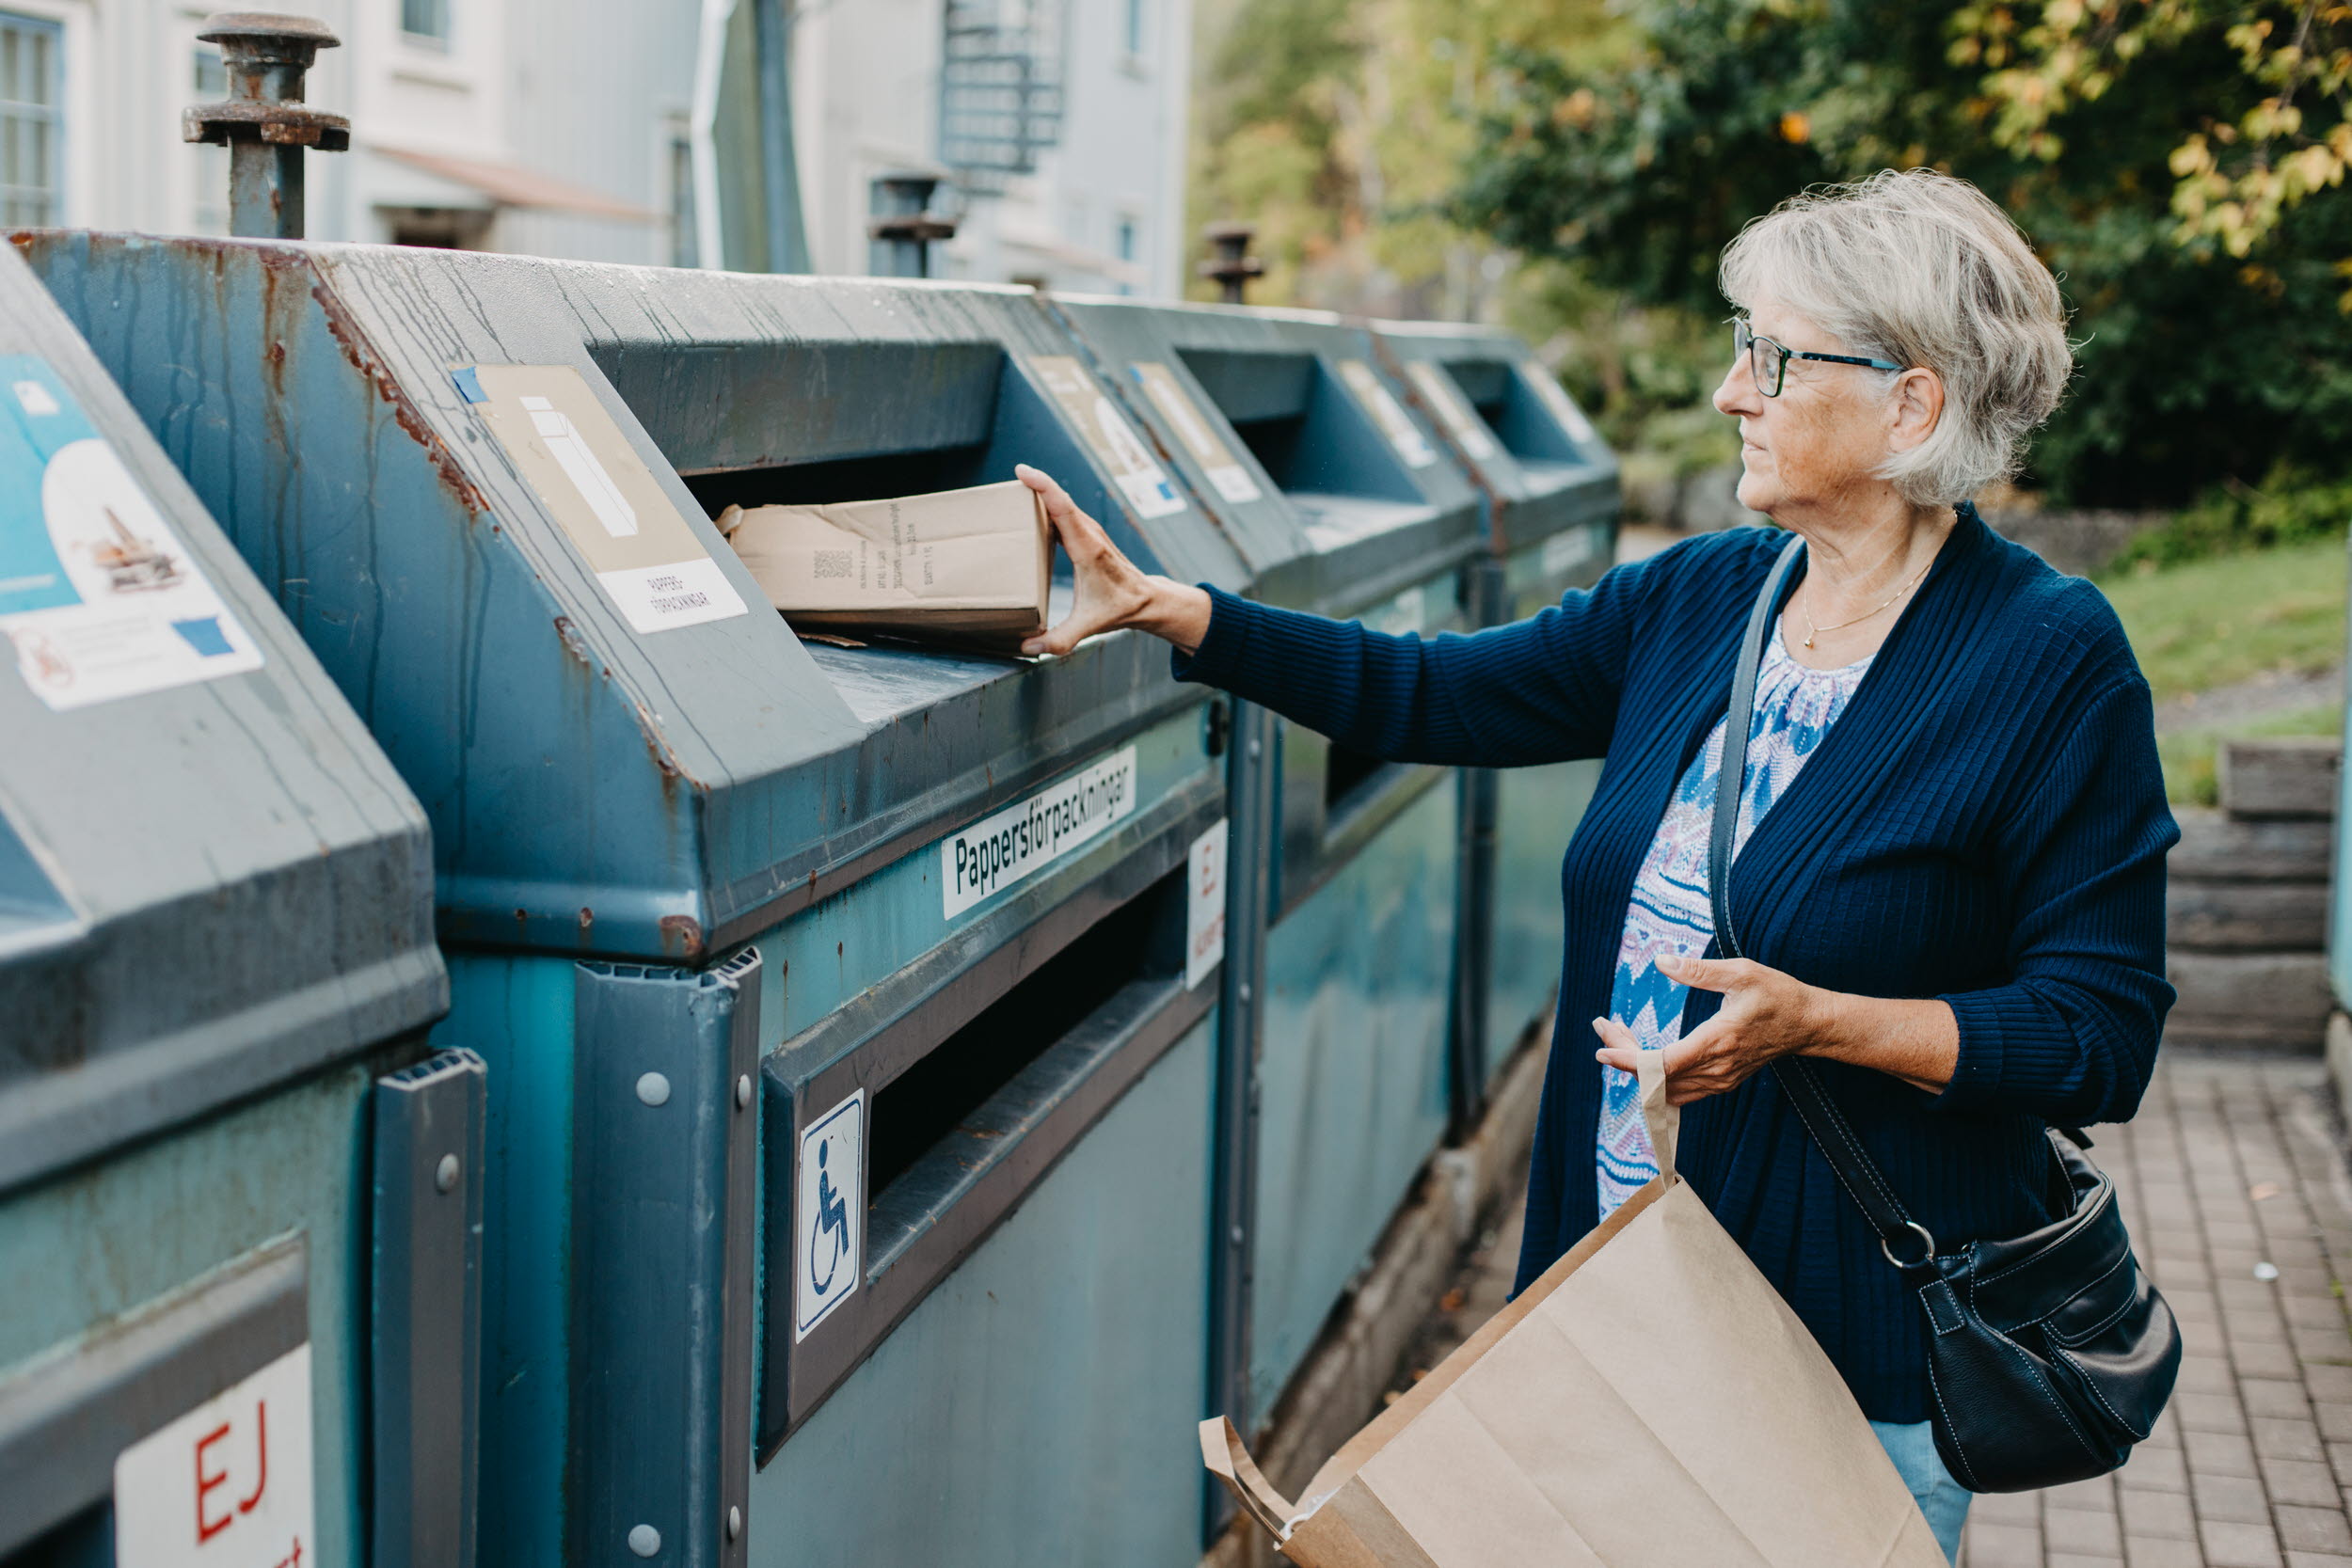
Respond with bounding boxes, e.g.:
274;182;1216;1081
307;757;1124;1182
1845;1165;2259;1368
795;1088;866;1342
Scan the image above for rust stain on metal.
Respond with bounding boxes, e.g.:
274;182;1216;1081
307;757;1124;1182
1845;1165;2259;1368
306;269;491;515
659;913;707;963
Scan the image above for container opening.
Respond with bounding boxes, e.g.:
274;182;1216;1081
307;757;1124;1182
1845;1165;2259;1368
596;340;1169;578
678;444;995;516
1176;348;1420;505
866;863;1186;1201
1445;358;1588;466
1323;741;1391;816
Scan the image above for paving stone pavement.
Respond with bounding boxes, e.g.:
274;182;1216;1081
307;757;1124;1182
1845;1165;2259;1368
1393;1051;2352;1568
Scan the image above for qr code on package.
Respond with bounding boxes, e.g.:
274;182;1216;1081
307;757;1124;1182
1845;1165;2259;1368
813;550;853;579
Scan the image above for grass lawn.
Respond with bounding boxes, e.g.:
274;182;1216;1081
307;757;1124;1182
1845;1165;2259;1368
2100;539;2347;705
2095;538;2346;804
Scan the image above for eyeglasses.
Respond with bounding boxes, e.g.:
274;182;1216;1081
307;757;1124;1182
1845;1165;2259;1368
1731;318;1902;397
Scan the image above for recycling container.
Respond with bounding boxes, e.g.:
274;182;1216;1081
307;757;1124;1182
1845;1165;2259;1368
15;232;1242;1568
0;246;468;1568
1371;320;1621;1091
1044;293;1486;1427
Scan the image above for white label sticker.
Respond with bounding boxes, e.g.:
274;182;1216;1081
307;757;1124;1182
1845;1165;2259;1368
1517;362;1599;446
1131;362;1263;503
940;745;1138;918
114;1343;314;1568
1336;359;1439;468
459;363;750;635
1404;361;1500;461
0;356;265;711
1185;817;1229;990
1030;356;1187;519
795;1089;866;1342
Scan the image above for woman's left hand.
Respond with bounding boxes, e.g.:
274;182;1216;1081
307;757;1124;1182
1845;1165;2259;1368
1592;954;1824;1106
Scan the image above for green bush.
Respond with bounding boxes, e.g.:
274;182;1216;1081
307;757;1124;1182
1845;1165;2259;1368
2113;467;2352;573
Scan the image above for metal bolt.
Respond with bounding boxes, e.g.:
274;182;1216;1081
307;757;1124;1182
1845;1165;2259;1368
184;13;350;240
627;1523;661;1558
1200;221;1264;305
727;1506;742;1541
1247;737;1262;759
1238;983;1252;1004
736;1073;753;1111
1230;1225;1246;1245
636;1071;672;1108
867;173;957;278
434;1153;461;1194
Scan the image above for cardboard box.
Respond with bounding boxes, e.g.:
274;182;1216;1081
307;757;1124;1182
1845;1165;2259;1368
716;480;1051;651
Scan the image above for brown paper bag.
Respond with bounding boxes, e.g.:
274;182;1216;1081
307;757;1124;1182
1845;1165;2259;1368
715;481;1051;651
1203;1052;1946;1567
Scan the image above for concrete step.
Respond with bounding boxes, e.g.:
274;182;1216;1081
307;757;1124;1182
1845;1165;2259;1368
2170;807;2333;883
2165;949;2331;1053
2219;736;2342;821
2167;879;2329;950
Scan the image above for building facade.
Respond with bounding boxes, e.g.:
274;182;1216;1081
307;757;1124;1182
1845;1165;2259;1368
0;0;1191;293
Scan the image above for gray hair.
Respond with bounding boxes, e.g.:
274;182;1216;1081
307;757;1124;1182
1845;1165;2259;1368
1719;168;2073;506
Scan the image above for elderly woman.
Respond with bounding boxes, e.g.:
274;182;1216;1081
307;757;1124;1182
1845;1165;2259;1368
1016;169;2174;1558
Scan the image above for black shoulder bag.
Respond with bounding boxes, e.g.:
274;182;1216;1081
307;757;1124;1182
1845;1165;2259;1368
1708;536;2180;1494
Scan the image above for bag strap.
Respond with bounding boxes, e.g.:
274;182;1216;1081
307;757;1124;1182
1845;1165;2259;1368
1708;535;1935;1271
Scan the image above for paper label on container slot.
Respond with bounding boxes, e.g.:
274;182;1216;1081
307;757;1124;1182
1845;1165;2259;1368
1336;359;1439;469
457;363;750;634
1404;361;1501;461
0;356;264;711
113;1343;314;1568
1026;356;1188;519
1515;361;1599;446
1130;361;1263;503
940;746;1138;918
1185;817;1229;990
795;1089;866;1342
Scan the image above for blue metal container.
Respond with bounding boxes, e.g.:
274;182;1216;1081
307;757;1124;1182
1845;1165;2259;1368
0;246;464;1568
14;233;1241;1567
1370;321;1621;1089
1042;294;1487;1429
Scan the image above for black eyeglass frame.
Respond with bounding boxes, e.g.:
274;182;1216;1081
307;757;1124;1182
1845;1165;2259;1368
1731;318;1903;397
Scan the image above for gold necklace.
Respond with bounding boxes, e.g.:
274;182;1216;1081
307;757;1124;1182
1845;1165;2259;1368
1799;558;1932;649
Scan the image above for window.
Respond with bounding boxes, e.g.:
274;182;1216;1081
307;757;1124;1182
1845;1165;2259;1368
401;0;451;45
668;135;698;268
0;11;62;226
1115;216;1137;296
1123;0;1146;56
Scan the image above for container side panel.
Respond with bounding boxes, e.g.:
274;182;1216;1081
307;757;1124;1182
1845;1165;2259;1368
1486;760;1598;1082
751;1020;1215;1568
0;1064;376;1563
1249;782;1457;1424
434;955;578;1568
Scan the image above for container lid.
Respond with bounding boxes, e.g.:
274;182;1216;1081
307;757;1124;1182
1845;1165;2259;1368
0;246;445;1193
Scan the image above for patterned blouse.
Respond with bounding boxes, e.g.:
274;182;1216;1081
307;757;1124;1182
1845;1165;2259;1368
1594;628;1874;1218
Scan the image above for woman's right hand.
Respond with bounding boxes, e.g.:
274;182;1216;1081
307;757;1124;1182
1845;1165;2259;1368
1015;464;1214;657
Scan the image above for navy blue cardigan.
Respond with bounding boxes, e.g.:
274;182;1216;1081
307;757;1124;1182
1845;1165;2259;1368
1174;507;2177;1422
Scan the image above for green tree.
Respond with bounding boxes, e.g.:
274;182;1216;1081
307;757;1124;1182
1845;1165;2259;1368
1450;0;2352;507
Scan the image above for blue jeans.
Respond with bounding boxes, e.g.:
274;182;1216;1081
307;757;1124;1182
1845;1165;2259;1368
1871;1419;1970;1562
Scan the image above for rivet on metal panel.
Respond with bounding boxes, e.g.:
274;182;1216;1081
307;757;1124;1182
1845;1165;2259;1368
627;1523;661;1558
1238;983;1252;1004
1230;1225;1246;1245
735;1073;753;1111
1248;737;1263;759
434;1152;460;1193
728;1506;742;1541
635;1071;672;1108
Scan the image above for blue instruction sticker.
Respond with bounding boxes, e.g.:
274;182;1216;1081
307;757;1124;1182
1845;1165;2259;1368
0;355;262;709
